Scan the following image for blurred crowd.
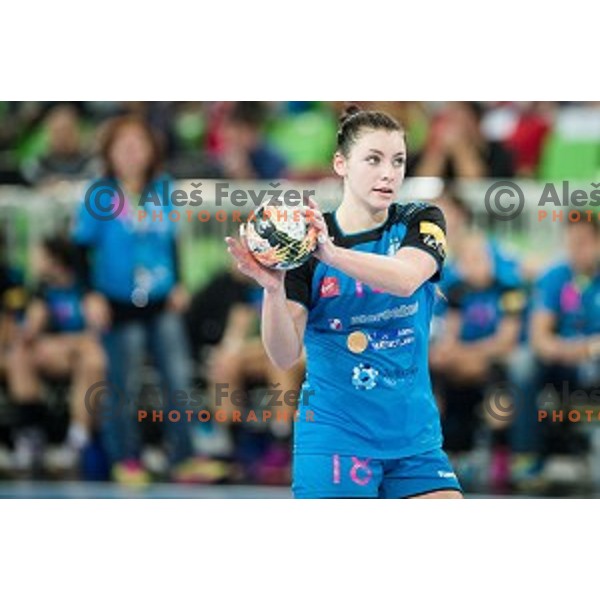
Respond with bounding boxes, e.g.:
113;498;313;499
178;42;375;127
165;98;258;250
0;102;599;493
1;101;599;187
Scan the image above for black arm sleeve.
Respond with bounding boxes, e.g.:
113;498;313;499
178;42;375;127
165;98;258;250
399;205;447;282
284;256;317;310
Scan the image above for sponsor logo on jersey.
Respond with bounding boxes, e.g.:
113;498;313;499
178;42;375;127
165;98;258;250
350;301;418;326
351;363;379;390
328;318;343;331
319;276;340;298
387;237;402;256
419;221;447;259
355;280;385;296
347;331;369;353
367;327;414;351
381;365;418;387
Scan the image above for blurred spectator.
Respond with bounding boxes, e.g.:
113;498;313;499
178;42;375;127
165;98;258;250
186;262;256;359
415;102;515;179
505;102;553;177
7;236;105;474
22;104;95;185
164;102;222;178
187;261;304;484
431;231;525;489
0;245;27;460
72;115;224;486
531;215;600;456
0;249;27;377
0;102;50;185
218;102;288;179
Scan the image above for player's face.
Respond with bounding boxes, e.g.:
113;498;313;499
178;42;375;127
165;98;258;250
566;224;600;274
335;129;406;210
109;124;154;181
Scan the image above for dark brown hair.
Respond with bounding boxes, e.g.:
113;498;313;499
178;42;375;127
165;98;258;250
336;104;405;157
100;115;163;184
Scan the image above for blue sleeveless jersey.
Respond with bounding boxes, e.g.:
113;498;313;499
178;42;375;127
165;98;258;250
285;202;447;459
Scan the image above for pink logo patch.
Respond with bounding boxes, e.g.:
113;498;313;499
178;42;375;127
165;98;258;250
320;277;340;298
560;283;581;313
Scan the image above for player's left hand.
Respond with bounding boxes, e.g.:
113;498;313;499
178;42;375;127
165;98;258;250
304;198;338;265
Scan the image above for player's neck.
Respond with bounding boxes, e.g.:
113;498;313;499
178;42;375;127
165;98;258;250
335;197;388;235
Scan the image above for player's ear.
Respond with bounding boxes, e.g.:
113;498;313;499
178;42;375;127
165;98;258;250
333;151;347;178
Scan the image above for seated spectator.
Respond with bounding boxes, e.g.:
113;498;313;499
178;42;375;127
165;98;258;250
7;236;105;474
432;188;520;317
415;102;515;179
218;102;288;179
22;104;95;185
531;215;600;456
431;231;525;489
187;261;304;485
0;247;27;379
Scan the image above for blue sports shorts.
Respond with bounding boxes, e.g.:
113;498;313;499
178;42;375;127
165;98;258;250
292;447;462;498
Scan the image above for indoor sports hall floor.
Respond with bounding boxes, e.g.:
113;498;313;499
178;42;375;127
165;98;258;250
0;481;580;498
0;481;292;499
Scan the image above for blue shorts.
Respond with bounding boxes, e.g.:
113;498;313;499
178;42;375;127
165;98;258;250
292;448;462;498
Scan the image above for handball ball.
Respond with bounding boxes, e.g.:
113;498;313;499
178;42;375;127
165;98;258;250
241;201;318;270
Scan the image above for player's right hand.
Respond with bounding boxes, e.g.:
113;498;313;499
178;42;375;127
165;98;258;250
225;235;285;293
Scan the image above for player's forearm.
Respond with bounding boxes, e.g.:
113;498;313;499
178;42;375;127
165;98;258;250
261;287;303;370
328;247;422;297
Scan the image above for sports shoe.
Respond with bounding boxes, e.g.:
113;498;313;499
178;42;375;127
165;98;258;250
111;459;151;487
171;456;231;484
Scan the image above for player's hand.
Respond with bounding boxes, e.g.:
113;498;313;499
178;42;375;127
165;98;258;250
225;235;285;293
304;198;338;265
